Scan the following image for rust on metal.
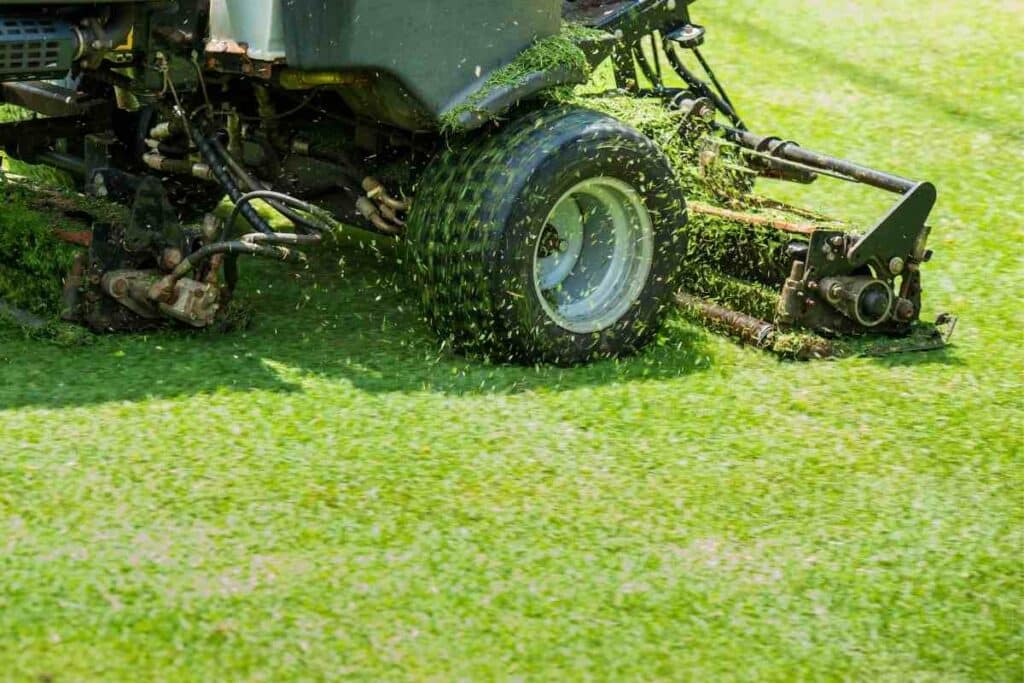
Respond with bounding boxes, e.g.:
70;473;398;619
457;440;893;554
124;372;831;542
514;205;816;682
60;252;86;320
675;291;776;347
52;229;93;247
688;201;817;236
738;195;841;224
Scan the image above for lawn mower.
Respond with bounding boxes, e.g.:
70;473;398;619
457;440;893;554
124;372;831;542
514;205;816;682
0;0;951;361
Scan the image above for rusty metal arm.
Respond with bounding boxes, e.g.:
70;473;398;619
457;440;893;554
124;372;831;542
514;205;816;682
719;126;917;195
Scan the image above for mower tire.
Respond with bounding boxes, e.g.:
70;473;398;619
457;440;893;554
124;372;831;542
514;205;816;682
406;107;688;364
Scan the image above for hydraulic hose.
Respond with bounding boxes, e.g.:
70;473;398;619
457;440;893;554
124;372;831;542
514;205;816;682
213;190;334;294
164;106;334;305
148;241;306;304
177;242;304;272
193;129;274;235
240;232;322;246
223;190;335;241
209;137;323;234
664;41;745;130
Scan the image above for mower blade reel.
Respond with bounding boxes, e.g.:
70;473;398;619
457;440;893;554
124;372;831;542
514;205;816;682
675;292;775;347
690;123;945;340
676;181;949;357
675;290;952;360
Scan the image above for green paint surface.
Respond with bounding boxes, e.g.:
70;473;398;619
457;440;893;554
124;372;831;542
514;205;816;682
439;25;601;132
1;1;1022;680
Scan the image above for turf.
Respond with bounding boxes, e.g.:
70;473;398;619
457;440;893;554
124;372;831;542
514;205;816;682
1;0;1022;680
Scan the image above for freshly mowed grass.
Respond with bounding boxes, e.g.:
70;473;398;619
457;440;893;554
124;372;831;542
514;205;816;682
1;0;1022;679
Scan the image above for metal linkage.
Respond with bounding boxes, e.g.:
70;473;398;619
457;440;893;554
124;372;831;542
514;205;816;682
663;39;745;130
288;139;409;235
720;127;917;195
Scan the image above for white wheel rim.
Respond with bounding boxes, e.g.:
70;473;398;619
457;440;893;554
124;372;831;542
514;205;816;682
533;177;655;334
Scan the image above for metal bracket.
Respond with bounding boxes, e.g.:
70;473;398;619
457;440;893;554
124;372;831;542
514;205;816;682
806;182;936;280
666;23;706;49
848;182;936;276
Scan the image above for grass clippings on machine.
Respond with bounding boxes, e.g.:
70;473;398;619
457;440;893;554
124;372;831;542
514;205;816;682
0;0;953;361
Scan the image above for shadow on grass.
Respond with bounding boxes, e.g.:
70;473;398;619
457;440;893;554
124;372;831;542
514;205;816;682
866;344;963;368
0;249;714;410
715;14;1021;143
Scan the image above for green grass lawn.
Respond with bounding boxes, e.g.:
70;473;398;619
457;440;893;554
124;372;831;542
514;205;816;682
1;0;1022;680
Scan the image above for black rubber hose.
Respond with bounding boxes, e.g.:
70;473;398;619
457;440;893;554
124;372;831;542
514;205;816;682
168;241;305;284
194;130;274;235
221;189;334;294
664;41;745;130
223;190;334;241
185;241;303;266
150;238;305;306
208;137;322;234
241;232;322;246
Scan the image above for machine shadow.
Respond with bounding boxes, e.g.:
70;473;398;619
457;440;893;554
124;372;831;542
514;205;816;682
865;344;963;368
0;248;713;411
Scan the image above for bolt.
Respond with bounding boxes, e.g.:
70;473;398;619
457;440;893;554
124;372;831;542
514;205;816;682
889;256;905;274
829;235;845;249
895;299;916;321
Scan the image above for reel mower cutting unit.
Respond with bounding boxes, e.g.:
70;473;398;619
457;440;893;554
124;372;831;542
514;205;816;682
0;0;952;361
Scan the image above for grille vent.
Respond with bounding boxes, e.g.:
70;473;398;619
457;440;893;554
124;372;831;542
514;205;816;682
0;18;74;80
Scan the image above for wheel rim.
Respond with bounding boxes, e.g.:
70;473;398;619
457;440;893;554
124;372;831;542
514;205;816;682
533;177;655;334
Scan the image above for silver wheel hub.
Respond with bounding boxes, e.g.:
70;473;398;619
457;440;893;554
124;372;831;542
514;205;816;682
533;177;655;334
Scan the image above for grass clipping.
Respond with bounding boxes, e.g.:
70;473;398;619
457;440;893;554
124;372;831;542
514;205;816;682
0;179;100;345
572;94;801;316
440;24;606;132
564;92;948;358
0;184;83;314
